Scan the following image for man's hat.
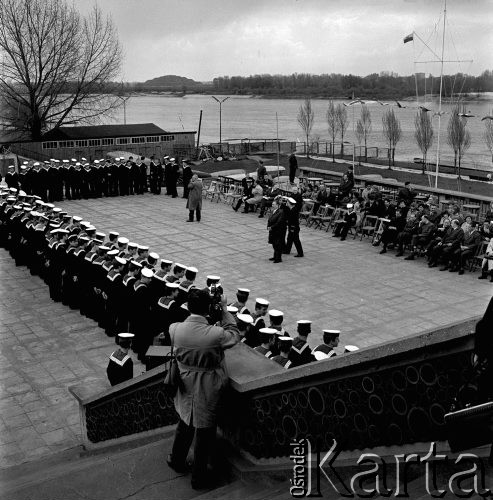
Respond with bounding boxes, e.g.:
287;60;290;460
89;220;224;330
141;267;154;278
109;231;119;238
166;282;180;290
149;252;160;261
259;327;278;336
227;305;238;313
287;197;296;204
73;216;83;222
174;263;186;272
269;309;283;319
160;259;173;268
255;298;269;307
115;256;127;266
237;313;253;324
107;249;119;256
118;237;129;245
118;333;134;338
237;287;250;294
278;336;293;350
347;203;353;209
297;320;312;335
345;345;359;353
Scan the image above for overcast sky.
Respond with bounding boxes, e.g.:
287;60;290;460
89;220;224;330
75;0;491;82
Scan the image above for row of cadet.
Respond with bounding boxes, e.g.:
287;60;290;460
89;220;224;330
0;188;358;374
1;155;193;202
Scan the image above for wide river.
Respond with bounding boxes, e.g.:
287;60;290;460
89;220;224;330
119;94;493;169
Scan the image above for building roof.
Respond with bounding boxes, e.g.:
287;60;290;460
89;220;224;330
41;123;168;141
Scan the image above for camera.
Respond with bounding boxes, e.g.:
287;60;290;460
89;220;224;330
206;275;223;324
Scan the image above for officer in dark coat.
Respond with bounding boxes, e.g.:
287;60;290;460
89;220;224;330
168;158;179;198
149;156;159;194
288;153;298;184
119;158;129;196
5;166;19;190
284;197;304;257
267;197;287;263
164;157;172;195
289;320;316;367
139;159;147;194
182;161;193;199
312;330;340;360
107;333;134;386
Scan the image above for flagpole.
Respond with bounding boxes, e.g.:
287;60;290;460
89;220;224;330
434;0;447;189
276;112;280;182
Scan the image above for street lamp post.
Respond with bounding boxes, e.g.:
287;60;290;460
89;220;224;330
211;96;229;154
116;95;131;125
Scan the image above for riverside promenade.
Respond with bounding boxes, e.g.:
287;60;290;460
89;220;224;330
0;191;491;469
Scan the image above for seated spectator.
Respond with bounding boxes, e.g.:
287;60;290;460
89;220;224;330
404;214;436;260
244;179;263;213
258;184;280;218
427;219;464;268
312;184;329;214
479;221;491;240
353;196;365;229
233;176;254;212
332;203;357;241
312;330;340;359
395;212;419;257
377;209;407;253
271;336;293;369
449;222;482;274
427;204;441;224
364;193;386;218
384;198;396;219
425;218;452;257
478;237;493;282
461;215;473;237
397;181;416;206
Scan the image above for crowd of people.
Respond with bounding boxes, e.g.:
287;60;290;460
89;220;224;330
1;156;192;201
0;185;355;383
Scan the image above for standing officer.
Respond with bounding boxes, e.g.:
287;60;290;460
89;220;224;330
164;157;171;195
107;333;134;386
267;197;287;263
149;156;159;194
284;197;304;257
139;157;148;194
182;161;193;199
5;165;19;190
169;158;179;198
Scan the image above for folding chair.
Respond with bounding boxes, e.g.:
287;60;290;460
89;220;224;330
359;215;379;241
299;202;315;225
210;181;225;202
224;184;242;205
371;217;390;244
307;205;329;228
318;205;336;231
329;208;346;234
470;240;489;272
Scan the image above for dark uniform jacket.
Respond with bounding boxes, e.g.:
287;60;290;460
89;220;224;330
289;337;315;367
106;349;133;386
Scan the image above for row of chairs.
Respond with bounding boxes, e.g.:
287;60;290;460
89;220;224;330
302;203;489;272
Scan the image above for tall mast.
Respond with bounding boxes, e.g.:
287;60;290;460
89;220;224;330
434;0;447;189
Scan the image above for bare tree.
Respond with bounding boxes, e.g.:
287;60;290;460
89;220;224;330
336;104;348;158
356;105;372;162
326;100;339;162
0;0;123;140
414;110;434;174
382;108;402;168
483;110;493;167
297;98;315;158
447;104;471;179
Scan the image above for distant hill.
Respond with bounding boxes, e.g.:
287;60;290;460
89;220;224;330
142;75;202;88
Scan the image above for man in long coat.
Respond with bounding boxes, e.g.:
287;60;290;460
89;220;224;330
267;197;287;263
186;174;203;222
167;288;239;490
182;161;193;199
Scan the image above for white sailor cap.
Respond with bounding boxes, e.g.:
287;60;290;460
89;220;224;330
115;256;127;265
95;231;105;239
53;207;62;213
73;216;83;222
9;187;18;193
18;190;26;196
33;162;40;166
314;351;330;361
45;203;55;209
86;226;97;232
287;197;296;204
227;305;238;313
20;166;26;170
187;266;198;273
323;329;341;335
94;160;100;164
107;249;119;256
71;158;77;162
141;267;154;278
35;200;44;205
237;288;250;294
344;345;359;353
109;231;119;238
160;259;173;266
23;161;28;165
347;203;353;209
118;237;129;245
138;245;149;251
174;263;186;271
237;313;254;324
149;252;160;260
128;242;137;248
166;282;180;289
81;157;87;161
8;165;14;169
163;156;169;160
62;159;69;163
170;157;175;162
13;204;23;209
207;275;221;282
75;162;81;166
50;228;61;234
259;327;278;335
58;229;69;234
99;245;111;252
269;309;283;318
130;260;143;268
255;298;269;306
118;332;134;339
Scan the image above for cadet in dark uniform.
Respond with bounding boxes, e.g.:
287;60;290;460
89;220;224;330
5;166;19;190
289;320;316;367
156;158;164;195
246;298;269;347
271;337;293;369
131;158;141;195
284;197;304;257
164;157;171;195
236;313;254;344
156;282;181;345
154;259;173;281
107;333;134;386
105;256;127;337
149;156;159;194
312;330;340;360
168;158;179;198
139;158;147;194
131;266;154;361
254;328;277;358
228;288;250;315
166;263;186;283
119;158;129;196
176;266;197;305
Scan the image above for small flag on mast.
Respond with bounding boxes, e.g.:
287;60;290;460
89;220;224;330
403;33;414;44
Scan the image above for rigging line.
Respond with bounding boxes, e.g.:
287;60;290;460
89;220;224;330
414;23;442;62
413;38;419;105
415;12;441;61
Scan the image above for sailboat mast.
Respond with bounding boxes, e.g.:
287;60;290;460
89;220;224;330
434;0;447;189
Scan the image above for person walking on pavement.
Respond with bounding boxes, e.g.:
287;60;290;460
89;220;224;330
167;288;239;490
267;197;287;263
284;197;304;257
186;174;203;222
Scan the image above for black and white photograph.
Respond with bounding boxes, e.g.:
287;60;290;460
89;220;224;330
0;0;492;498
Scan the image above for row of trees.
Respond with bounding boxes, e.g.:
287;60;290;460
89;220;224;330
297;99;493;177
213;71;493;99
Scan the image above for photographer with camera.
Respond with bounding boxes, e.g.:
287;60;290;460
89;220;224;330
167;287;239;490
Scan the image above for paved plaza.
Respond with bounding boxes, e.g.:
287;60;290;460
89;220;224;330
0;191;491;469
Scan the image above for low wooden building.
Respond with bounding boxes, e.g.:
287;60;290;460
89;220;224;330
1;123;196;163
